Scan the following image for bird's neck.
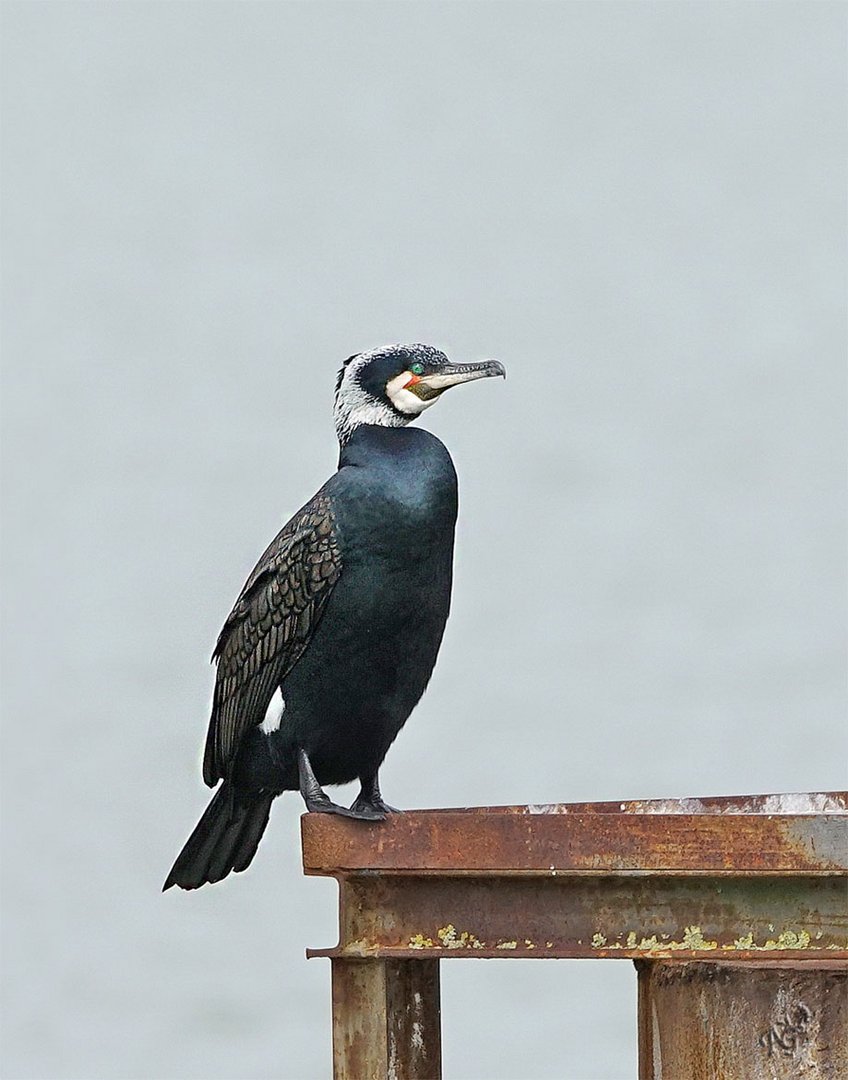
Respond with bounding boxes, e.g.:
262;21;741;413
334;399;410;446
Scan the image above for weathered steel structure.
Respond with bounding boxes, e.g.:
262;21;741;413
302;792;847;1079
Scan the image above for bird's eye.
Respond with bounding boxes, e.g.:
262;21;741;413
410;363;424;376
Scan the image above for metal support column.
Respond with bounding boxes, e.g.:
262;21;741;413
637;959;847;1079
331;958;441;1080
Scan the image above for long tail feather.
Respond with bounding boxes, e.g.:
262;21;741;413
163;785;274;891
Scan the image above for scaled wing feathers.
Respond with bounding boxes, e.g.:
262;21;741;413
203;492;342;785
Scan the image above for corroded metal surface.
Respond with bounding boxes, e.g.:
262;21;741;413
332;958;440;1080
637;960;848;1079
303;793;848;962
307;793;848;1077
421;791;848;816
302;796;848;876
311;874;847;961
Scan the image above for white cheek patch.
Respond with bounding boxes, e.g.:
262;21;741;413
385;372;436;416
334;354;409;442
260;686;286;734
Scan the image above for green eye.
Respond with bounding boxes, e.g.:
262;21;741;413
410;362;424;376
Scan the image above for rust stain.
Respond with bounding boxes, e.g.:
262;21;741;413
639;960;847;1079
302;795;848;876
308;791;847;993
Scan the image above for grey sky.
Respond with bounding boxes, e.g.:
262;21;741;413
2;3;845;1077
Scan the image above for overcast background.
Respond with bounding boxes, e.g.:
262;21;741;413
2;3;846;1078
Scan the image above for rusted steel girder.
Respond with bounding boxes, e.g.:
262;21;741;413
302;793;847;1079
303;792;847;963
313;873;846;962
303;798;846;877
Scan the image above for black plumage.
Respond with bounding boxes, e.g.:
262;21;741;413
164;344;504;890
203;494;341;786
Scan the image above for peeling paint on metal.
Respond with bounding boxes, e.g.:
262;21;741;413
523;792;848;816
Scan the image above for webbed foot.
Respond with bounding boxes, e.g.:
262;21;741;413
351;771;402;818
304;790;363;819
298;749;385;821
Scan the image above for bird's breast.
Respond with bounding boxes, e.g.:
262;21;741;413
330;453;458;565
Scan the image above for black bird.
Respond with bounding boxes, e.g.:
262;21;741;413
164;344;505;890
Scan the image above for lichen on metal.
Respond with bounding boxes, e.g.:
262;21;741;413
317;803;847;949
408;934;435;950
437;924;483;950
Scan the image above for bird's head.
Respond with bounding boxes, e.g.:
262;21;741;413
333;343;506;444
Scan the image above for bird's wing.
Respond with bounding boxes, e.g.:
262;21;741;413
202;491;342;785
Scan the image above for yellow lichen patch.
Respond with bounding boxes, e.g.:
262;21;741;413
680;926;718;951
762;929;811;951
409;934;435;950
720;928;842;952
345;938;377;955
496;940;518;950
591;924;839;955
436;924;484;950
593;926;721;952
730;933;754;950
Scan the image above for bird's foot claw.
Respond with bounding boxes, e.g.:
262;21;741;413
305;794;363;819
347;801;387;821
349;795;400;817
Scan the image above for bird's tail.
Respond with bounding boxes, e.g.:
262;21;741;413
163;783;274;891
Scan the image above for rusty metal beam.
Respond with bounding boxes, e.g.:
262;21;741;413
303;792;847;962
302;799;847;876
310;873;847;962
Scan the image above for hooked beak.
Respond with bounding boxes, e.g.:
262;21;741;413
410;359;507;401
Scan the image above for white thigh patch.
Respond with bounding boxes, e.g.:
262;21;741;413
260;686;286;734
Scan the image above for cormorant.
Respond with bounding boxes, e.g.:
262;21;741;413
164;344;505;890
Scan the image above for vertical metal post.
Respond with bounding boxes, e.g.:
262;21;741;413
331;957;442;1080
637;960;848;1079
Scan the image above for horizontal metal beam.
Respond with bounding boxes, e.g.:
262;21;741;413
303;793;847;963
309;873;847;961
302;797;848;876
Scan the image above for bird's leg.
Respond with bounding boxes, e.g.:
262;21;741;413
297;749;382;820
350;771;400;816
